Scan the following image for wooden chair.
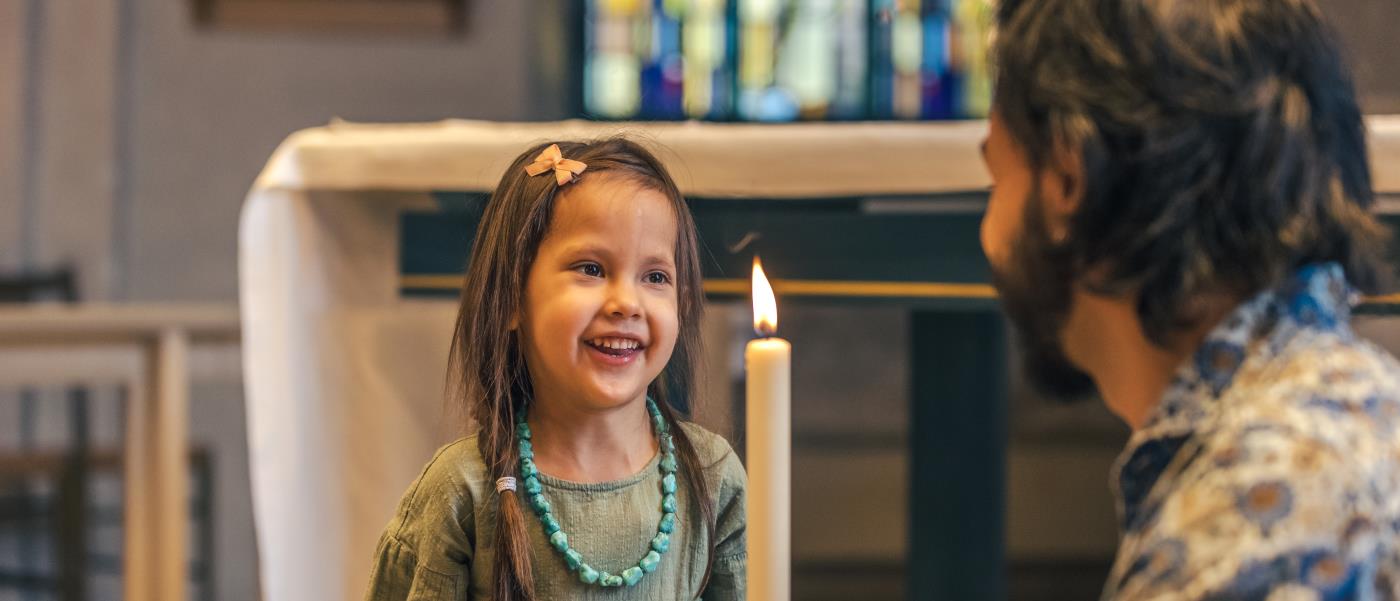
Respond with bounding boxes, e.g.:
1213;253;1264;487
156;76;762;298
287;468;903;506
0;268;215;600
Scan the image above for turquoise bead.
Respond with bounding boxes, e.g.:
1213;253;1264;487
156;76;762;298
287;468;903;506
549;531;568;552
519;440;534;459
640;550;662;573
661;435;675;453
660;454;678;474
564;548;583;570
651;532;671;553
601;573;624;587
646;398;661;417
659;513;676;534
661;494;677;513
541;514;561;535
524;476;542;495
529;494;551;515
520;458;538;478
622;567;644;586
515;422;530;440
578;564;599;584
662;473;676;494
652;416;668;433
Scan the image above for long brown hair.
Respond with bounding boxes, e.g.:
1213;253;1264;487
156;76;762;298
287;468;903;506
448;138;716;600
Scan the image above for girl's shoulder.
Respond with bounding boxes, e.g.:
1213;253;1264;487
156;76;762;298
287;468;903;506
374;436;488;569
422;434;493;492
676;422;734;464
675;422;747;490
389;435;491;526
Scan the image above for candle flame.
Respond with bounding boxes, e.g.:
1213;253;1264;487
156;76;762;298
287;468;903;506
752;257;778;337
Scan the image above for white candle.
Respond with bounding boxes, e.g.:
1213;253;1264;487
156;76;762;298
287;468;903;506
746;258;791;601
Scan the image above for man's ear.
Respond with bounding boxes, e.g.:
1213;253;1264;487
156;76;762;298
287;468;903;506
1038;142;1085;243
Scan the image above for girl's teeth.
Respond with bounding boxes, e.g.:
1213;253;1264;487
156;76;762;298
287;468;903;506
591;337;639;350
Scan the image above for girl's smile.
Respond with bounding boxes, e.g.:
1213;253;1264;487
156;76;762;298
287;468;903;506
583;333;647;366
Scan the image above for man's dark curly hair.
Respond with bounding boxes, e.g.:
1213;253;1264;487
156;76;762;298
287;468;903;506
993;0;1391;343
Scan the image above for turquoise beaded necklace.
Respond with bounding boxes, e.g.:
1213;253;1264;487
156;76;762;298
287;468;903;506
515;397;678;589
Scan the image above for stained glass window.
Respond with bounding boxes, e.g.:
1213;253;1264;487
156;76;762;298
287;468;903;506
582;0;993;121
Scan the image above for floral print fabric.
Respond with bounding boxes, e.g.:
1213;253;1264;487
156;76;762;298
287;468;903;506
1105;264;1400;600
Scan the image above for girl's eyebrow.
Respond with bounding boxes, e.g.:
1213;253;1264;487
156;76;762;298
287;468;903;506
643;254;676;269
557;243;674;270
557;243;613;260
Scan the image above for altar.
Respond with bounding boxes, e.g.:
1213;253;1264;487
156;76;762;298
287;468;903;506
239;117;1400;601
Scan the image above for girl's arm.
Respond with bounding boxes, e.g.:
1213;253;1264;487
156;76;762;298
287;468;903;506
364;531;465;600
702;449;748;601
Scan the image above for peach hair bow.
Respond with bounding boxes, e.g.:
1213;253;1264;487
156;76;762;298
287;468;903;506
524;144;588;185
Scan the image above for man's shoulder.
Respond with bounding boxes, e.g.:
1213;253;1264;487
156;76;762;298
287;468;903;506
1238;330;1400;434
1180;331;1400;518
1129;335;1400;598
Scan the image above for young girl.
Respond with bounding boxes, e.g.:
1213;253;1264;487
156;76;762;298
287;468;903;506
364;138;747;600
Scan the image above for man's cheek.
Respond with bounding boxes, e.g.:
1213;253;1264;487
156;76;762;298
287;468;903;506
980;213;1000;264
981;211;1013;268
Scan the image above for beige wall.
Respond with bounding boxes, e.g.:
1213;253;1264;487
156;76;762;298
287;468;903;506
1328;0;1400;113
0;1;24;274
122;0;536;302
1;0;536;302
37;0;121;299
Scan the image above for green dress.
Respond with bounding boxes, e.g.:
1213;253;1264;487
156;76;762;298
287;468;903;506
364;422;747;600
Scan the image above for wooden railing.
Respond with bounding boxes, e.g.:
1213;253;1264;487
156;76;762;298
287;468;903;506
0;304;239;601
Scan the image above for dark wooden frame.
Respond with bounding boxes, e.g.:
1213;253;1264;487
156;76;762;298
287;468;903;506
191;0;470;34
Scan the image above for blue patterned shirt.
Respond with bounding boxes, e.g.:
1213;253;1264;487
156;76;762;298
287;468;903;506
1105;263;1400;600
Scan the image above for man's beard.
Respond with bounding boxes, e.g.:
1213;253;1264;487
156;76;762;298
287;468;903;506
988;195;1098;403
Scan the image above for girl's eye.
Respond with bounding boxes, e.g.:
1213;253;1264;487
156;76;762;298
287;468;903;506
577;263;603;278
646;271;672;285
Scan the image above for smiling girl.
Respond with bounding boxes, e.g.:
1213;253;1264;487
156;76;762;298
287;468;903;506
364;139;747;600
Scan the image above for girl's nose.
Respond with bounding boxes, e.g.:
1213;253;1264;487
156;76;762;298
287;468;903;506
605;282;642;319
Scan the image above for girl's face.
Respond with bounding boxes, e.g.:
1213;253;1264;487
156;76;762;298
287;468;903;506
519;175;681;415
